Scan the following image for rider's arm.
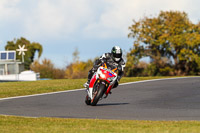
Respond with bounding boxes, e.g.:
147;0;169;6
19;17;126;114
93;53;107;68
117;61;126;82
118;71;124;81
93;59;101;68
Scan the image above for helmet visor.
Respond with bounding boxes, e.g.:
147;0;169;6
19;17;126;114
113;53;122;58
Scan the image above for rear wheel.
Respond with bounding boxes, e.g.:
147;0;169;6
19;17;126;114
91;83;106;106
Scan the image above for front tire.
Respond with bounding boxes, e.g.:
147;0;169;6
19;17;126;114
91;83;106;106
85;95;91;105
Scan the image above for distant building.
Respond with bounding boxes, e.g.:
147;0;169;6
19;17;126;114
0;51;24;75
0;50;39;81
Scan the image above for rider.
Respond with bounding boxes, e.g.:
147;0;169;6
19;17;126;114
84;46;125;89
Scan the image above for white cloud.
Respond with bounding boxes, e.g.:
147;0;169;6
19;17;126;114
83;0;200;39
83;0;141;39
0;0;21;20
24;0;93;39
24;0;65;38
0;0;200;41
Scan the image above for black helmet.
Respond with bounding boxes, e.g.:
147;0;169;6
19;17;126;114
111;46;122;62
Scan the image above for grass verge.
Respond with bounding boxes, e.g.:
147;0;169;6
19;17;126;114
0;76;188;98
0;115;200;133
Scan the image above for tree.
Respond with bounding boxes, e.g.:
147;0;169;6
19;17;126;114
65;60;93;79
30;58;65;79
65;48;93;79
128;11;200;76
5;37;43;70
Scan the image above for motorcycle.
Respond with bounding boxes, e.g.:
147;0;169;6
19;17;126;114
85;63;118;106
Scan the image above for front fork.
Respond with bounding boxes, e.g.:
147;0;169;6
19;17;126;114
88;79;109;100
105;85;113;95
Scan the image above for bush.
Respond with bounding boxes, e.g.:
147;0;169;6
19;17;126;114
30;59;65;79
159;67;174;76
65;59;93;79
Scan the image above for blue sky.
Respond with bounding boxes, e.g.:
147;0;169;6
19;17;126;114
0;0;200;68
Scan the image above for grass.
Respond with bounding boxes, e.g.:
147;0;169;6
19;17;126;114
0;76;199;133
0;79;85;98
0;76;184;98
0;115;200;133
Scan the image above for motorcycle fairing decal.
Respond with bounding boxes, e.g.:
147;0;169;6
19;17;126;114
89;75;96;88
108;73;112;76
101;67;117;75
112;68;117;73
88;87;93;99
102;63;108;69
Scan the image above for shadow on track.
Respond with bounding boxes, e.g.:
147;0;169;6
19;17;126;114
96;102;129;106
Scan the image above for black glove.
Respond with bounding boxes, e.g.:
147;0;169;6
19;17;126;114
117;76;121;82
117;65;122;71
101;58;106;65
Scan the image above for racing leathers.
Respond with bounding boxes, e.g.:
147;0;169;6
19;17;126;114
87;53;125;88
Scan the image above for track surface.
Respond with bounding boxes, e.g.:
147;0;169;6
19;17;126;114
0;77;200;120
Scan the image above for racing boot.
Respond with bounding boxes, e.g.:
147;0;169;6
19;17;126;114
83;81;90;89
84;71;93;89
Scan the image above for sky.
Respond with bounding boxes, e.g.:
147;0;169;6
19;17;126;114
0;0;200;68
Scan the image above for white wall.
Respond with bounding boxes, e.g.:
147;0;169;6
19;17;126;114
0;72;39;81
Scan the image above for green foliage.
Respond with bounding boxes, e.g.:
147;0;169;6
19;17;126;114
65;60;93;79
127;11;200;76
30;48;94;79
159;66;174;76
125;52;139;76
65;48;94;79
30;58;65;79
5;37;43;70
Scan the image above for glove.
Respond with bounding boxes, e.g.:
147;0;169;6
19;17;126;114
117;65;122;71
117;76;121;82
100;58;106;65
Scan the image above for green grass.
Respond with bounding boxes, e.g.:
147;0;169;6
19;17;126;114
0;76;184;98
0;79;85;98
120;76;180;83
0;115;200;133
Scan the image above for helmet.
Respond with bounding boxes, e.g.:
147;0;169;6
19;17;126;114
111;46;122;62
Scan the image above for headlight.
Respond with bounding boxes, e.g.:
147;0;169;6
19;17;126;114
100;73;105;78
99;71;106;78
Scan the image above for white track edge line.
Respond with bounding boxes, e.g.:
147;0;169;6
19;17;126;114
0;88;85;101
0;114;39;119
119;76;198;86
0;76;199;101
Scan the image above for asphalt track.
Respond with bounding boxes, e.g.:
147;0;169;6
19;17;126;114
0;77;200;120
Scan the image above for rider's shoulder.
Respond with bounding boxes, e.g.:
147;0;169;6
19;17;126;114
105;53;112;57
100;53;110;59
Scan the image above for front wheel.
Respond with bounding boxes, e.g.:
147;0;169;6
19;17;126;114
91;83;106;106
85;95;91;105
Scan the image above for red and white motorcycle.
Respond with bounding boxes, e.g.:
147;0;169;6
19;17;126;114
85;63;118;106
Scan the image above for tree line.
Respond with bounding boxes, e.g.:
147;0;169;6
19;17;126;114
30;49;94;79
126;10;200;76
4;10;200;78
